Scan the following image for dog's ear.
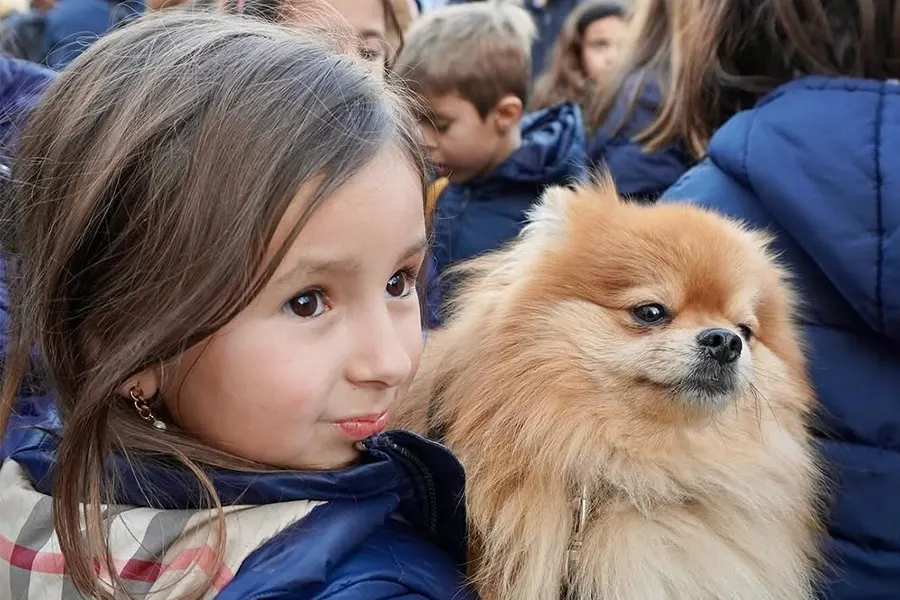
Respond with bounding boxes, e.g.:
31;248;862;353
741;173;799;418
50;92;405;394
522;185;575;245
523;175;620;245
588;171;622;206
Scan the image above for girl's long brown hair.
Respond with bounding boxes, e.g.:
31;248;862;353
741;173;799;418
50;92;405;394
591;0;900;160
0;11;425;600
531;0;625;111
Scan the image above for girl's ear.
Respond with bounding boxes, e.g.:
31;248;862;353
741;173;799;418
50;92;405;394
116;367;162;400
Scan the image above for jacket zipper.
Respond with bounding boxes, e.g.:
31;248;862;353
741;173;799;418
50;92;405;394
237;439;440;600
383;439;439;537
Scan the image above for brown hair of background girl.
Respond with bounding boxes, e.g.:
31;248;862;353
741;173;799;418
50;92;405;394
590;0;900;160
0;11;425;600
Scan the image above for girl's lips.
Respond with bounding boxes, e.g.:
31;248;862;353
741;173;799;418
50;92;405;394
334;412;388;440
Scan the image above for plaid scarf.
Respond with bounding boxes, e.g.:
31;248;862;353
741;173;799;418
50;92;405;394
0;460;324;599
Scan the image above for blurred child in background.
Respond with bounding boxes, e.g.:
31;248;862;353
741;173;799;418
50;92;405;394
222;0;404;72
323;0;402;66
447;0;585;78
395;1;588;327
532;0;626;111
588;0;691;201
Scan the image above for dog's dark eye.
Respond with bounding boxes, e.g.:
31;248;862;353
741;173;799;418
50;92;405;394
738;324;754;340
632;303;669;325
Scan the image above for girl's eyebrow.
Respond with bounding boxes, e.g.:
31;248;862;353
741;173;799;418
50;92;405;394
273;237;428;285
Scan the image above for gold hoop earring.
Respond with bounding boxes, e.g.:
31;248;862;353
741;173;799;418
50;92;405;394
130;386;167;431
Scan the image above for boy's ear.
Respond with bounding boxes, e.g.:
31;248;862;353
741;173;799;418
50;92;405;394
490;94;524;134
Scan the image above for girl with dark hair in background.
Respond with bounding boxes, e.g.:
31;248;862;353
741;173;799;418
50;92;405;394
587;0;693;201
532;0;626;111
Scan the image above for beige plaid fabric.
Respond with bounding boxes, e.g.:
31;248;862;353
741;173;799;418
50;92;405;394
0;460;324;599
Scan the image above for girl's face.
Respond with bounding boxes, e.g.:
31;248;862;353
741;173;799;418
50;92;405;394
161;149;426;470
581;15;627;80
325;0;391;71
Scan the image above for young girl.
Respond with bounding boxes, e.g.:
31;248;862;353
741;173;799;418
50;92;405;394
587;0;692;201
656;1;900;598
0;11;473;600
531;0;626;111
221;0;403;72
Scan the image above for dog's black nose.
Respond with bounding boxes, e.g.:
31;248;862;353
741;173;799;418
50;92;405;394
697;328;742;364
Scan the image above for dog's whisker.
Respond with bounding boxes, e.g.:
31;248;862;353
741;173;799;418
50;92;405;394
748;382;779;428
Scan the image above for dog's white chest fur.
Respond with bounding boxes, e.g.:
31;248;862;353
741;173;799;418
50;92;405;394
559;423;818;600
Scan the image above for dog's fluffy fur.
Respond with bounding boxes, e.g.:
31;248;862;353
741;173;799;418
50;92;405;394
393;182;823;600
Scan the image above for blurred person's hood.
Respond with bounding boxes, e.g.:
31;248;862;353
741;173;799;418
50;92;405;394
473;100;587;194
696;76;900;342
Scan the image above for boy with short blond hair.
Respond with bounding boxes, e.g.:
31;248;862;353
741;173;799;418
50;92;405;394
396;0;588;326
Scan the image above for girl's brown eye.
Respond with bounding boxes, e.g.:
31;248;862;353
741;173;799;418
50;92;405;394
386;271;412;298
286;290;327;318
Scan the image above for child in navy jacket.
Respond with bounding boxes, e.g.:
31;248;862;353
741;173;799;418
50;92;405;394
396;1;587;326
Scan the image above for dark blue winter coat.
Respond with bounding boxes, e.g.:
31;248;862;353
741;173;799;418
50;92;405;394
0;56;54;166
1;393;475;599
589;71;691;201
43;0;143;69
661;76;900;600
426;100;587;326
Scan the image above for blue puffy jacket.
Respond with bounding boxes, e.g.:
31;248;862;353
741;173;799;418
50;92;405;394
589;71;691;201
0;56;54;166
662;76;900;600
427;101;587;325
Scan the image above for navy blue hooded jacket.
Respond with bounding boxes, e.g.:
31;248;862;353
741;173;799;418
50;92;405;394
662;76;900;600
589;71;692;200
426;101;587;326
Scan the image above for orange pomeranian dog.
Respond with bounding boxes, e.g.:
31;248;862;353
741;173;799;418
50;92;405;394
392;181;824;600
